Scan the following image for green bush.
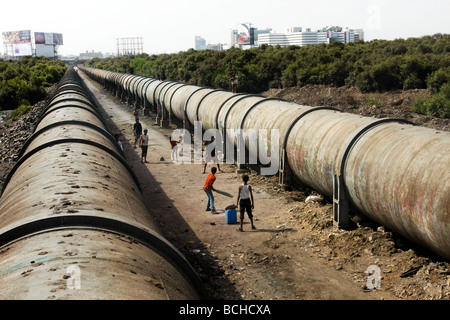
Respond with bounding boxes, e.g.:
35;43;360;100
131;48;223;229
365;96;381;107
0;56;67;110
10;103;32;121
427;68;450;93
412;83;450;118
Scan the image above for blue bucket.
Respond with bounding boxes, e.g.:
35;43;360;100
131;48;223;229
225;209;237;224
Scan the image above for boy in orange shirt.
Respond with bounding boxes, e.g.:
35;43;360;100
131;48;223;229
203;167;217;213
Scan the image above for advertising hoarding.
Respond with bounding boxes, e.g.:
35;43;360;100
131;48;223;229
45;33;54;45
237;24;251;45
34;32;45;44
237;23;254;45
35;32;64;45
2;30;63;58
2;30;31;44
13;43;33;56
53;33;63;45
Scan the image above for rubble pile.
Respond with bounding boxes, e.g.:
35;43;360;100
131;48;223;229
248;171;450;300
0;100;47;191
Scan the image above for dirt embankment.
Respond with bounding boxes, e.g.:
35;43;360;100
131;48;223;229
0;104;45;192
0;85;58;191
262;85;450;132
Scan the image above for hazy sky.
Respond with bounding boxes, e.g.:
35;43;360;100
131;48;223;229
1;0;449;56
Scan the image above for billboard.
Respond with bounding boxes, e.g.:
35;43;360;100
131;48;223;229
34;32;45;44
53;33;63;45
13;43;32;56
237;23;254;45
237;24;250;45
35;32;63;45
44;33;54;45
2;30;31;44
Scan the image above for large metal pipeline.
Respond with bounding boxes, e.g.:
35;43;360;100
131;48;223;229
79;66;450;261
0;67;206;299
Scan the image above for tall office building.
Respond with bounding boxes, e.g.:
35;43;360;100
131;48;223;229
195;36;207;50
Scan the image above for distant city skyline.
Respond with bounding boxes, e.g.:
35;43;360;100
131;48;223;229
0;0;449;56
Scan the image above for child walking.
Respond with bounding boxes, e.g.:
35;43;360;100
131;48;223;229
133;118;142;148
203;167;217;213
236;174;255;232
169;135;180;162
139;129;149;163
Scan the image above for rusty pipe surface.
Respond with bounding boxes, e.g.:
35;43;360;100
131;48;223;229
79;66;450;260
0;67;206;300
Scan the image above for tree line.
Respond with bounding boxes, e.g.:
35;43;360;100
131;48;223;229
85;34;450;118
0;56;67;112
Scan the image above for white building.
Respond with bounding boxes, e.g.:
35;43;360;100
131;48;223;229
194;36;225;51
352;29;364;42
79;50;103;60
205;43;224;51
257;26;364;47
